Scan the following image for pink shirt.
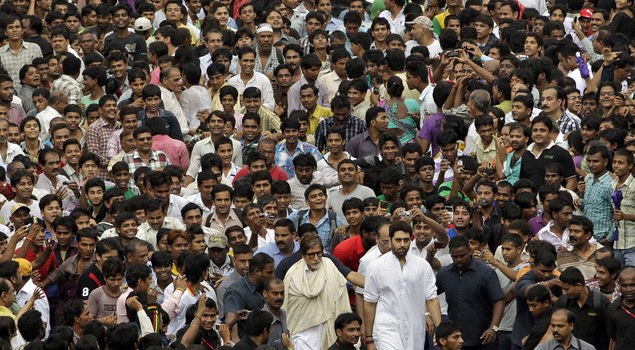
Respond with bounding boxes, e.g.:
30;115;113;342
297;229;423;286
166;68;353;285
150;67;161;85
152;134;190;169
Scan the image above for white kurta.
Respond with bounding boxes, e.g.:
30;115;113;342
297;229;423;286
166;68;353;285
364;252;437;350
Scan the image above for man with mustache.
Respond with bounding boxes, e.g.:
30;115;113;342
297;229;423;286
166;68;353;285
256;219;299;268
262;277;290;350
535;309;595;350
556;216;603;280
364;220;442;350
500;123;529;185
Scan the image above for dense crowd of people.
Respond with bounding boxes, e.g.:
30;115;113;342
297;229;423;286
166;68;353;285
0;0;633;349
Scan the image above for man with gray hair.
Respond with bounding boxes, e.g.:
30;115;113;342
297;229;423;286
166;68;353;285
159;67;189;136
464;89;492;155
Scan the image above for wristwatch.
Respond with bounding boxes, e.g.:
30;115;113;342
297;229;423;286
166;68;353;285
491;325;499;332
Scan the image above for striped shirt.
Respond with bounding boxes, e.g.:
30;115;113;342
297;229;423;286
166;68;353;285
612;174;635;249
556;243;603;280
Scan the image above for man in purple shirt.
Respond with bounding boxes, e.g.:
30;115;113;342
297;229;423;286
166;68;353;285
346;106;398;159
529;184;559;236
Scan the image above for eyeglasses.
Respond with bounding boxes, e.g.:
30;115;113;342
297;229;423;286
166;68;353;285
568;96;582;100
304;251;323;258
600;92;616;97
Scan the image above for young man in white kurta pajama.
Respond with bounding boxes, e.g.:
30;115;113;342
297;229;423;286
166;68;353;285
363;220;443;350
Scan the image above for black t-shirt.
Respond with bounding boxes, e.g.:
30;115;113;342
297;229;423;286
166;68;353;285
523;309;553;350
76;262;104;300
519;144;576;189
103;32;148;61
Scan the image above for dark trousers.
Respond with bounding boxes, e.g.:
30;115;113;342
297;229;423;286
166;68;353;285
498;331;512;350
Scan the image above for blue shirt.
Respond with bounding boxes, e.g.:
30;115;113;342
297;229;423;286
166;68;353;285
436;259;505;347
286;209;345;248
255;241;300;268
504;151;522;185
275;140;323;179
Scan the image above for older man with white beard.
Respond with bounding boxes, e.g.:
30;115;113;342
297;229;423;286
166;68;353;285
283;233;351;350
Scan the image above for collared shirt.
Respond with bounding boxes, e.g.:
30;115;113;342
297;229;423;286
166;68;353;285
553;288;610;350
262;304;289;350
586;280;621;302
7;103;25;128
36;106;62;139
538;221;571;250
35;173;78;210
0;141;23;167
256;241;300;268
332;235;365;271
187;136;243;179
535;336;597;350
158;85;188;135
314;115;368;153
346;130;379;159
137;217;186;248
151;134;190;169
612;174;635;248
557;109;581;135
180;85;212;131
0;41;42;84
275;140;323;179
503;151;523;185
227;72;275;111
418;84;437;125
16;278;50;337
310;106;332;133
205;209;244;236
286;209;345;248
224;274;266;337
608;297;635;349
61;163;81;184
209;254;234;279
365;252;438;349
351;101;370;121
437;259;505;347
164;281;217;336
287;76;330;113
238;106;281;133
520;141;576;190
216;269;243;317
529;212;548;236
121;150;169;175
378;8;406;36
254;45;281;76
84;117;122;179
581;172;614;241
317;71;344;102
475;135;497;163
52;74;82;105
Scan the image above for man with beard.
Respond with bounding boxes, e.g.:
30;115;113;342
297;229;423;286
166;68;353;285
283;233;351;349
253;25;283;80
365;221;442;350
283;44;303;84
256;219;299;268
535;309;595;350
0;75;25;127
512;250;561;350
499;123;529;185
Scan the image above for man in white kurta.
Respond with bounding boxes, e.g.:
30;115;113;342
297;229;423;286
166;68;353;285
364;221;442;350
283;234;351;350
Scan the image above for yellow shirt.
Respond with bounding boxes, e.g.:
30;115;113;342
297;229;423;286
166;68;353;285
0;306;15;319
308;105;332;134
179;24;198;45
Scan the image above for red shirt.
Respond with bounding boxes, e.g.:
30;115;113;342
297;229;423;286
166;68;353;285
333;235;367;305
332;235;366;272
232;165;289;185
16;246;56;279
